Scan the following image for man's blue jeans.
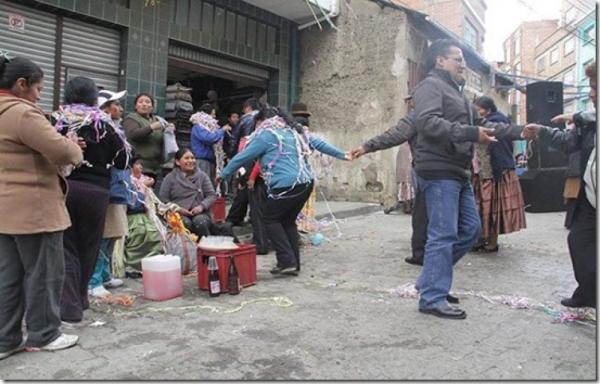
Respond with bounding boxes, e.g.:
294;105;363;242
416;177;481;310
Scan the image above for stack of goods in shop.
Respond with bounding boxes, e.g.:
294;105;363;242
165;82;194;149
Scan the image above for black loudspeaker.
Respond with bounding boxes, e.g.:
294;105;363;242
526;81;568;169
519;168;566;212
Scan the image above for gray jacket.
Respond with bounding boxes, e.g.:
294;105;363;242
159;167;217;211
362;111;416;155
539;111;596;178
413;69;522;180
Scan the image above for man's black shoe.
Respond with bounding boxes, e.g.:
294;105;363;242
404;256;423;266
419;306;466;319
270;265;298;275
447;294;459;304
561;297;596;308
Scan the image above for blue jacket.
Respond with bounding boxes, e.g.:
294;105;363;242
191;124;224;163
486;111;516;181
221;127;346;190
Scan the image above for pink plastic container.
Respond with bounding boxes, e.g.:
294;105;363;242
142;255;183;301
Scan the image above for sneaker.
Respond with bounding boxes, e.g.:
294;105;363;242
103;278;124;289
41;334;79;351
89;285;111;298
0;342;25;360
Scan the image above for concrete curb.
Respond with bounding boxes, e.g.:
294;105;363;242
314;203;382;221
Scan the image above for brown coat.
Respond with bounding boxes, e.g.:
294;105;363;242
0;95;83;234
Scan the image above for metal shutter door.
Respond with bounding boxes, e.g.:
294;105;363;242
60;18;121;103
0;0;56;112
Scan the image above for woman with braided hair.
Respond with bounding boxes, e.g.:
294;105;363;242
218;107;350;275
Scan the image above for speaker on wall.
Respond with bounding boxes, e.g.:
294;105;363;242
525;81;568;170
526;81;564;125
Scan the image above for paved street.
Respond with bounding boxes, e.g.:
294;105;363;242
0;207;596;380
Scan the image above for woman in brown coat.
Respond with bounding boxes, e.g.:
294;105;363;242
0;56;83;360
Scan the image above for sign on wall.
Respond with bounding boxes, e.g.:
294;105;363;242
7;13;24;33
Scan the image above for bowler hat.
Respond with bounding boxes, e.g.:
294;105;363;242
291;102;311;117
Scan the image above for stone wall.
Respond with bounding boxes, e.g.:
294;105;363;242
298;0;425;203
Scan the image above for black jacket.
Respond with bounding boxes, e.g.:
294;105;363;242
413;68;522;180
363;111;417;155
228;110;258;158
539;111;596;181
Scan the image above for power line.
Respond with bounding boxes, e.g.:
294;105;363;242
515;0;595;46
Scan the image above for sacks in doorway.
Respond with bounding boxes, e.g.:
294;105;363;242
166;92;193;102
166;82;192;93
165;82;194;149
165;100;193;113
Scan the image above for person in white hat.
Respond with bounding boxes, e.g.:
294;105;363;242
98;89;127;124
89;89;131;297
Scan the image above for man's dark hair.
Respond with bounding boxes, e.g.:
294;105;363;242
425;39;458;73
243;97;261;111
474;96;498;114
64;76;98;106
198;103;214;114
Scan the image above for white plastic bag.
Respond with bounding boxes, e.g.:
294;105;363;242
163;125;179;162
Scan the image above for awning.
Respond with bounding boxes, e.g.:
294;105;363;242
242;0;337;24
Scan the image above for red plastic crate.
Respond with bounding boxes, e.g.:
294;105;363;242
197;243;256;292
211;197;226;223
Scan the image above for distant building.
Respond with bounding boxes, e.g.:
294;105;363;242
393;0;486;51
575;10;596;111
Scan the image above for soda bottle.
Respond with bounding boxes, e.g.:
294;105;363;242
228;256;241;295
208;256;221;297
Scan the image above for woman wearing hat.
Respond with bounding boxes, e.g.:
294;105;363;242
291;102;332;234
89;89;132;297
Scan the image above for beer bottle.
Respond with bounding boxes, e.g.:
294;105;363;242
208;256;221;297
228;256;241;295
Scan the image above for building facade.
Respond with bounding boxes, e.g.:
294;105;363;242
0;0;309;115
298;0;511;202
502;20;558;124
393;0;486;52
575;10;596;111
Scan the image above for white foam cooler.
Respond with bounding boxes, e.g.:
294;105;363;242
142;254;183;301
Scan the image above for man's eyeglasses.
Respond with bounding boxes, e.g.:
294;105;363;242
445;56;464;64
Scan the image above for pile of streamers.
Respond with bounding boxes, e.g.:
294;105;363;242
52;103;131;174
93;294;136;307
388;283;596;326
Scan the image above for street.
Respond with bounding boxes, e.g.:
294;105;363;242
0;207;596;380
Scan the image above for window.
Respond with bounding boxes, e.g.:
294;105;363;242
563;68;575;86
537;56;546;73
514;36;521;56
515;62;521;75
584;25;596;44
565;7;577;24
550;47;559;64
505;41;511;62
464;19;478;49
564;37;575;55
